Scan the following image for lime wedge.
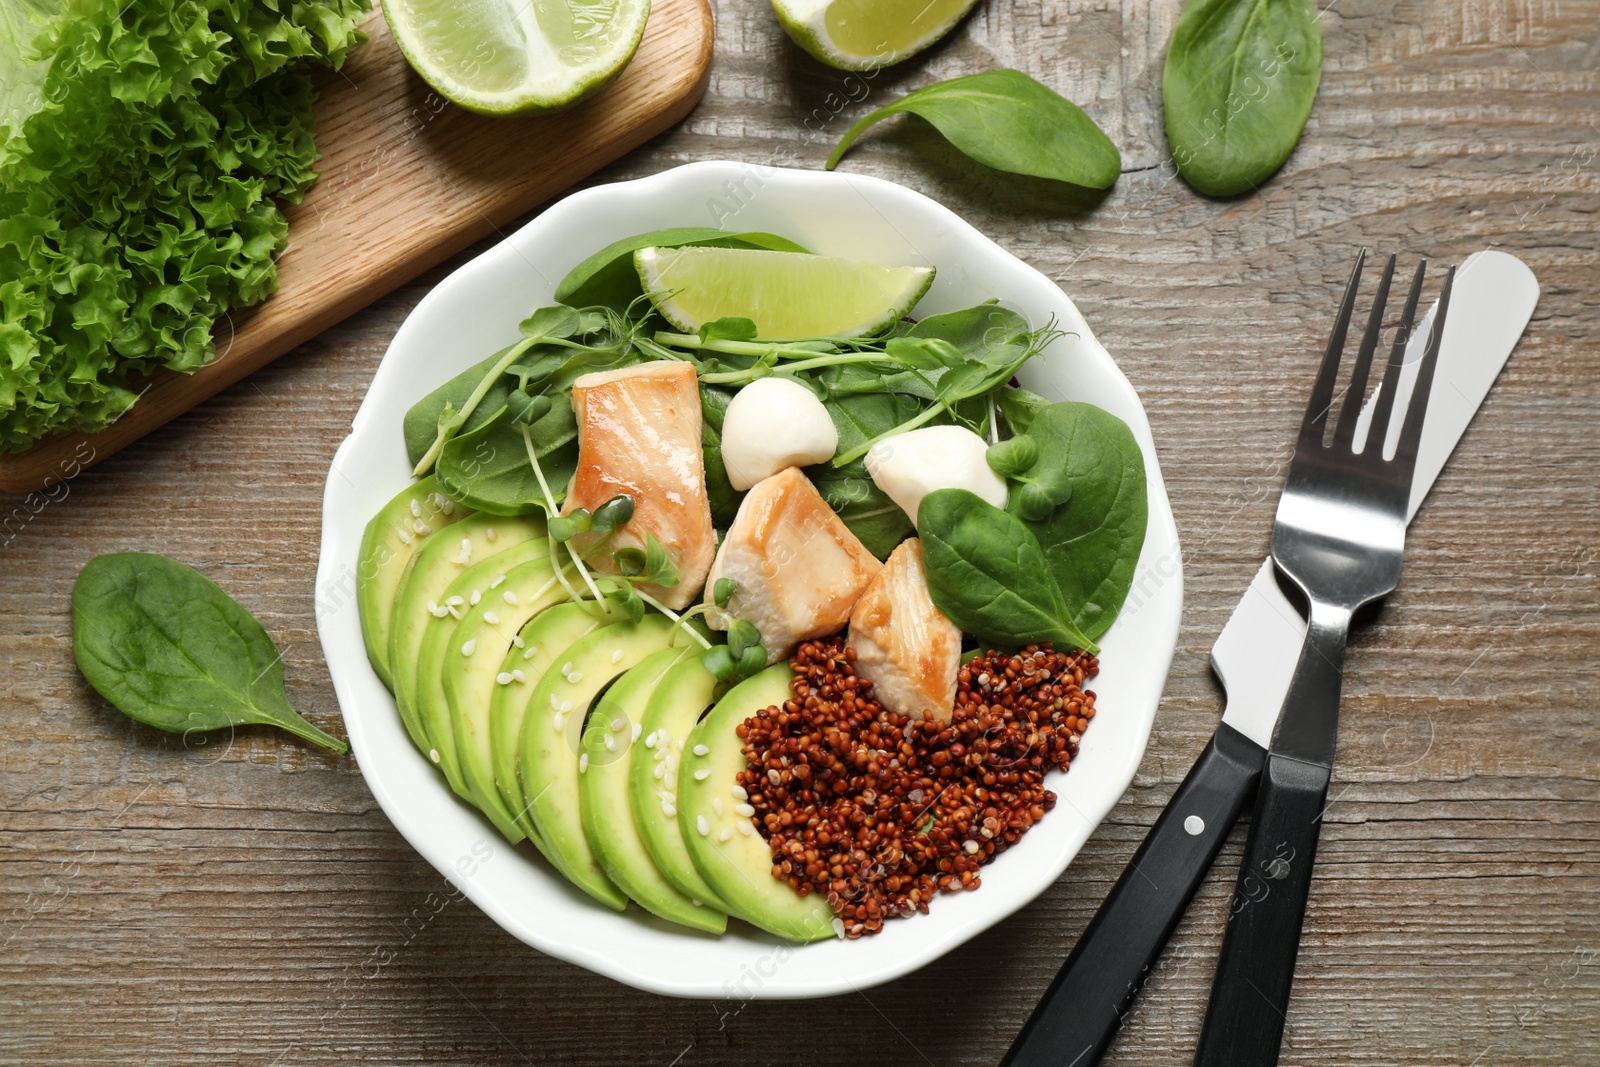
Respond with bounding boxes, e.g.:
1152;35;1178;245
381;0;650;116
770;0;979;71
635;246;935;339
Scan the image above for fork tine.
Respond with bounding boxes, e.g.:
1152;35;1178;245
1333;253;1399;450
1365;259;1428;452
1301;248;1368;447
1392;265;1455;475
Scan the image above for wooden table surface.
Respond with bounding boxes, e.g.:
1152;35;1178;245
4;1;1596;1064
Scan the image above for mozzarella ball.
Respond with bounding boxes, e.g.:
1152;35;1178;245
865;425;1008;528
720;377;839;490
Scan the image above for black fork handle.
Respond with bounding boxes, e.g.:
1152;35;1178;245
1193;606;1350;1067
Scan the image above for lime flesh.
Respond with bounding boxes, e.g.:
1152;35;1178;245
635;246;935;340
382;0;650;116
772;0;979;70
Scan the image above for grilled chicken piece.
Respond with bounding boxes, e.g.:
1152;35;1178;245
846;538;961;721
706;466;882;663
563;361;714;610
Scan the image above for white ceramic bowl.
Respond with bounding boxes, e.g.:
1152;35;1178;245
316;161;1181;999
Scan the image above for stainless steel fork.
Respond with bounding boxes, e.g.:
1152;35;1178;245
1192;250;1456;1067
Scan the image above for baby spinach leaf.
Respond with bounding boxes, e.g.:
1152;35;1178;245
827;70;1122;190
918;490;1098;654
996;386;1050;434
1015;403;1148;639
808;461;915;560
404;344;521;468
555;229;811;311
1163;0;1324;196
436;403;580;516
72;554;348;754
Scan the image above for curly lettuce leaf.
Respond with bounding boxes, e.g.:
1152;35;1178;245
0;0;369;453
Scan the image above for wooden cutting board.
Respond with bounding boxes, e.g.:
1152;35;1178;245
0;0;712;494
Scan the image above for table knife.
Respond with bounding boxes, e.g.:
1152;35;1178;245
1000;250;1539;1067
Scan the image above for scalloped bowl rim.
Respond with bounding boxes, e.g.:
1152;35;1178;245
316;161;1181;999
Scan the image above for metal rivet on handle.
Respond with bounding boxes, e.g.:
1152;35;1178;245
1184;815;1205;836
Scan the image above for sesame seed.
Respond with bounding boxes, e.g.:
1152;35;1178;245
429;749;440;764
553;713;566;731
718;828;732;842
631;722;642;742
489;574;506;589
409;500;422;518
712;798;724;816
550;694;562;709
734;803;755;817
428;603;449;618
692;744;709;756
560;700;573;713
693;769;711;781
578;753;588;774
831;918;846;939
736;820;754;836
482;611;500;625
485;528;497;541
644;730;659;748
653;763;666;779
512;670;526;683
469;590;481;606
561;661;572;674
963;840;980;855
460;639;476;656
502;590;519;605
398;528;414;546
662;801;676;817
610;649;624;664
446;596;465;607
604;735;617;752
496;672;513;685
696;816;710;836
447;606;463;620
413;520;432;535
567;671;584;683
730;784;748;801
521;646;537;660
653;748;668;762
460;538;471;554
512;635;525;648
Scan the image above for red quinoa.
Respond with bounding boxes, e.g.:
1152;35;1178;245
734;636;1099;938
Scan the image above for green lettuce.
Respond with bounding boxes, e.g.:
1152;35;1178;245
0;0;369;453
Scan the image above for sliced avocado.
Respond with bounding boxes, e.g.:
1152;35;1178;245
580;648;728;934
519;614;683;910
489;602;619;841
680;665;836;943
443;554;574;843
631;655;733;911
409;536;548;809
357;476;470;690
388;513;544;754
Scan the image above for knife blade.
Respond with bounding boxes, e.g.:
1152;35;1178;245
1000;250;1539;1067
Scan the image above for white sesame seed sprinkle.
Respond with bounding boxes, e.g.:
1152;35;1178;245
604;734;617;751
446;596;465;606
718;828;732;842
429;749;440;764
693;768;711;781
696;816;710;836
502;590;519;605
653;748;668;762
496;672;513;685
489;574;506;589
549;693;562;709
553;713;567;731
521;646;536;660
485;528;497;542
631;722;642;742
653;763;665;780
409;499;422;518
560;700;573;713
398;528;414;546
460;639;476;656
712;798;725;816
482;610;500;625
512;670;526;683
578;753;588;774
692;744;709;756
512;635;525;648
730;784;748;800
447;606;463;620
662;801;676;817
561;661;573;675
413;520;433;535
734;803;755;818
611;717;626;731
428;603;449;618
469;590;481;606
566;670;583;683
736;820;754;836
610;649;624;663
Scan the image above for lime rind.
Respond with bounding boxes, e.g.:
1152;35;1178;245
634;245;936;340
381;0;651;117
771;0;980;71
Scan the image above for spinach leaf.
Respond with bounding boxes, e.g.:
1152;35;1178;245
996;386;1050;434
72;554;348;754
826;70;1121;190
436;403;579;516
1014;403;1148;639
918;490;1098;653
808;461;914;561
1163;0;1324;196
556;229;811;311
403;345;521;468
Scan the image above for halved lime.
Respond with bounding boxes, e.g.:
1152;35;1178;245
635;246;935;339
771;0;980;71
381;0;650;116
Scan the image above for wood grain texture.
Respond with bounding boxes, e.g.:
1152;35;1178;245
0;0;714;494
2;0;1597;1065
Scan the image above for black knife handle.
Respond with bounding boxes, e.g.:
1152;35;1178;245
1192;751;1332;1067
1001;723;1265;1067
